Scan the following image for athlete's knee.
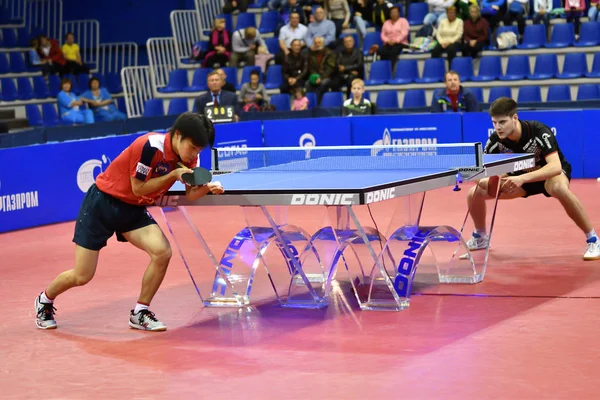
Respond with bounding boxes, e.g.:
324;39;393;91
545;180;570;199
149;243;172;264
72;270;95;286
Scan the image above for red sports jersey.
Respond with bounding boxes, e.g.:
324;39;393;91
95;132;197;205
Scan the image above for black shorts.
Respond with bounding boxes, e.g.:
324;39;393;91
521;164;572;198
73;184;157;251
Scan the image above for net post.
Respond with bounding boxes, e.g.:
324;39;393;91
211;147;219;171
474;142;483;169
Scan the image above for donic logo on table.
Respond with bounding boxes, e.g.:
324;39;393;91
77;155;112;193
371;129;438;156
299;133;316;159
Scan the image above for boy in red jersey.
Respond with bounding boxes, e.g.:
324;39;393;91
35;112;224;331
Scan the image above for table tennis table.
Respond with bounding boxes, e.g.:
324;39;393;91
158;143;535;311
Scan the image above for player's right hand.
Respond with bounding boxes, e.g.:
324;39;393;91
172;168;194;184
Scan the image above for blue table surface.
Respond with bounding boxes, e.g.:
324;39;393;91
169;153;524;192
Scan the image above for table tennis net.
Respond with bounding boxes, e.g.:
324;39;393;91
211;143;483;173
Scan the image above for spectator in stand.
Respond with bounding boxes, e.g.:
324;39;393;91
423;0;453;26
431;71;478;113
347;0;368;42
532;0;553;29
291;87;309;110
195;71;240;120
306;7;337;49
28;38;54;77
239;69;269;111
62;32;90;75
216;68;237;92
431;6;463;68
480;0;506;35
230;27;265;67
306;36;336;102
325;0;351;39
37;35;67;77
379;6;409;70
280;0;307;28
57;77;94;124
565;0;586;40
269;0;289;11
342;78;375;116
203;18;232;68
80;77;126;122
223;0;249;13
281;39;309;94
589;0;600;21
503;0;528;39
277;12;308;64
331;35;363;95
371;0;394;31
462;5;489;59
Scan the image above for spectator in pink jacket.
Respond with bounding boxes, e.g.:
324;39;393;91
565;0;586;38
378;6;409;70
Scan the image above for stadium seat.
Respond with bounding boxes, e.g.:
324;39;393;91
259;11;278;34
9;52;26;73
269;93;291;111
376;90;399;109
407;2;428;25
236;13;256;30
264;37;280;55
577;84;600;100
528;54;558;80
362;32;383;56
547;85;571;102
264;65;282;89
450;57;473;81
557;52;587;79
468;87;484;104
306;92;317;109
517;24;546;49
585;53;600;78
116;96;127;114
78;74;91;91
142;98;165;117
415;58;445;83
1;78;17;101
48;75;61;97
2;28;17;47
363;91;371;101
472;56;502;81
16;77;34;100
248;0;269;8
488;87;512;103
545;23;575;48
33;76;50;98
238;66;264;89
403;89;426;108
106;73;122;94
221;66;238;88
365;60;392;85
575;22;599;47
517;86;542;102
158;69;188;93
499;55;530;81
320;91;344;108
25;104;43;126
184;68;210;92
0;53;9;74
16;27;30;47
42;103;61;126
167;98;188;115
388;59;418;84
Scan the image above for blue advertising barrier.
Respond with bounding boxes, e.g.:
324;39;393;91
199;120;263;170
263;117;352;148
582;110;600;178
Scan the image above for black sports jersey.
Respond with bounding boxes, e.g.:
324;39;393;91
484;119;571;176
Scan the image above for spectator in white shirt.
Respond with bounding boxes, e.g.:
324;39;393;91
230;27;265;67
277;11;308;64
423;0;454;26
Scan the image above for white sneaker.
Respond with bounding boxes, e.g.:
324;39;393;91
466;233;489;251
35;293;57;330
129;309;167;331
584;240;600;261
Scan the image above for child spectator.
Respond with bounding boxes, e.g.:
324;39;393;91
292;87;309;110
342;78;374;116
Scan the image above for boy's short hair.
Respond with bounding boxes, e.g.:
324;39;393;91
171;112;215;148
489;97;518;117
351;78;365;88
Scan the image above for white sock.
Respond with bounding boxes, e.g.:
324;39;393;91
40;291;53;304
475;229;487;237
586;229;597;241
134;303;149;314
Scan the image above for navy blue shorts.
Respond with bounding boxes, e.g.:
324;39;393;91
73;184;157;251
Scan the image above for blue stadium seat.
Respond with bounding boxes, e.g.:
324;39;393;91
16;27;30;47
517;24;546;49
320;91;344;108
528;54;558;80
265;65;282;89
2;28;17;47
33;76;50;98
577;84;600;100
184;68;210;92
78;74;91;92
407;2;428;25
545;23;575;48
158;69;188;93
1;78;17;101
547;85;571;102
16;77;34;100
106;73;122;94
472;56;502;81
93;73;106;88
269;93;291;111
468;87;484;104
365;60;392;85
25;104;43;127
48;75;61;97
376;90;399;109
116;96;127;114
167;98;189;115
450;57;473;81
557;52;587;79
259;11;278;34
575;22;599;47
264;37;280;55
517;86;542;102
362;32;383;56
248;0;269;8
0;53;9;74
236;13;256;30
499;55;530;81
143;98;165;117
306;92;317;109
488;87;512;103
42;103;61;126
586;53;600;78
239;66;264;89
403;89;426;108
221;66;238;88
63;74;79;94
9;52;26;73
363;91;371;101
388;59;418;84
415;58;445;83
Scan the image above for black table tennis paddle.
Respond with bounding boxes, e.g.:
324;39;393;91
177;163;212;186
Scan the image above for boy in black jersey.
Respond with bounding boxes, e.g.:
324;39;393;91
341;79;375;116
466;97;599;260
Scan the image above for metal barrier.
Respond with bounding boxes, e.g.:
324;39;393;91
121;66;153;118
98;42;138;76
170;10;203;66
194;0;224;37
24;0;62;39
62;19;100;72
147;37;178;92
0;0;26;25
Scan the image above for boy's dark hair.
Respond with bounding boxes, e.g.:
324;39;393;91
249;69;260;79
171;112;215;148
489;97;518;117
60;77;72;89
88;76;101;89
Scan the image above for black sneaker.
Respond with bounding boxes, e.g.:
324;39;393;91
35;293;57;329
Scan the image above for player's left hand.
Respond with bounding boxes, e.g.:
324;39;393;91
207;181;224;195
500;176;525;194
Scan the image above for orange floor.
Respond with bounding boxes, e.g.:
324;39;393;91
1;180;600;399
